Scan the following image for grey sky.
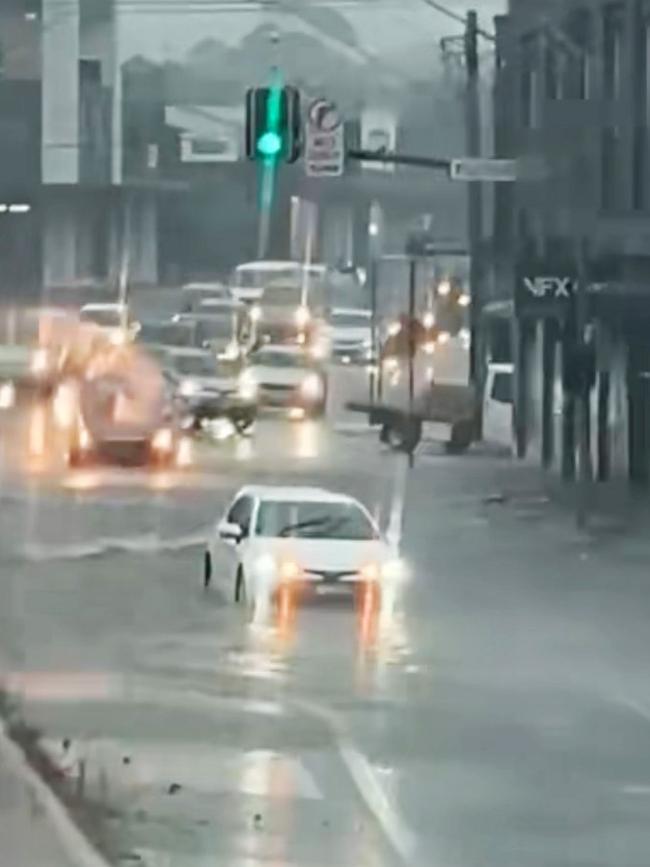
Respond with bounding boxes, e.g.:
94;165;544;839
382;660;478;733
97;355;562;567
116;0;506;78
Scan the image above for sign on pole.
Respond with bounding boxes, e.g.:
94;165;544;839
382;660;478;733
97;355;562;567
305;98;344;177
449;158;517;182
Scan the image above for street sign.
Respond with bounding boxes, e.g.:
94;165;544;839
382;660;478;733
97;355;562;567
305;98;344;178
449;158;517;182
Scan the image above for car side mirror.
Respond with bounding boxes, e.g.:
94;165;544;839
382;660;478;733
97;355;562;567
218;520;243;542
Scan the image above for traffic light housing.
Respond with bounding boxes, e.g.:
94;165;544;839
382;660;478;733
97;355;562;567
245;86;301;163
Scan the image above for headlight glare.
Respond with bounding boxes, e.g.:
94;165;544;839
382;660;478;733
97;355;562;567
300;373;322;400
180;379;199;397
152;428;173;452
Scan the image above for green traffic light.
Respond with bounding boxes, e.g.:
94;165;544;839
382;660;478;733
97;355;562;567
257;130;282;157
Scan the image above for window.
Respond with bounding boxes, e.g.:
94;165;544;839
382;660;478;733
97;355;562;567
601;126;621;210
491;372;513;405
227;496;253;535
544;44;562;100
603;4;623;99
521;37;539;128
568;8;591;100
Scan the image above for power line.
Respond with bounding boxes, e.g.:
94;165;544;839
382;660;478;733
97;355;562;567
417;0;495;42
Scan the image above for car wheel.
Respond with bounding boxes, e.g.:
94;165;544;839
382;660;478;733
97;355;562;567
203;552;212;588
445;420;474;455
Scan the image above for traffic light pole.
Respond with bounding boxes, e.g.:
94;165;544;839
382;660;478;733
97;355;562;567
465;10;483;386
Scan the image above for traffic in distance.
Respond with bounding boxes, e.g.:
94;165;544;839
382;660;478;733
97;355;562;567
0;257;509;620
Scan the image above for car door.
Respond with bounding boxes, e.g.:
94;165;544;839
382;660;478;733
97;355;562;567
214;494;255;590
483;369;513;447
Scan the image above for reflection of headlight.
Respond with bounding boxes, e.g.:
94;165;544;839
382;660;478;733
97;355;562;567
253;553;277;585
387;321;401;337
438;331;450;345
79;426;92;450
31;348;50;375
249;304;262;323
152;428;173;452
383;356;399;373
238;371;258;401
458;293;470;307
180;379;200;397
300;373;322;400
423;341;435;355
294;306;310;328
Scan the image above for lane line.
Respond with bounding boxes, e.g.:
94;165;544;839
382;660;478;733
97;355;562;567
294;697;418;865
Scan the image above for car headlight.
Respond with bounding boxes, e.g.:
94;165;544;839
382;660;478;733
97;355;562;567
294;306;310;328
249;304;262;323
422;310;436;329
180;379;200;397
359;562;381;583
109;329;128;346
300;373;323;400
0;381;15;409
31;348;50;375
78;426;92;450
381;558;408;583
238;371;258;401
152;428;173;452
387;321;401;337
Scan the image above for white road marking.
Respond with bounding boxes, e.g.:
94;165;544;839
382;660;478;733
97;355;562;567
295;697;418;865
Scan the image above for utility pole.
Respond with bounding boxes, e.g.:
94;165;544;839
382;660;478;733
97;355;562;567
407;257;417;468
464;9;483;386
575;236;592;529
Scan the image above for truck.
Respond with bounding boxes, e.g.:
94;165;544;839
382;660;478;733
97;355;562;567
348;313;514;455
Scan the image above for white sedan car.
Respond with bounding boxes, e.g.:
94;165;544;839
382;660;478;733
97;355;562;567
204;485;406;613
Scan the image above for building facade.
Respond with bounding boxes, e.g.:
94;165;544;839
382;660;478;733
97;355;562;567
490;0;650;485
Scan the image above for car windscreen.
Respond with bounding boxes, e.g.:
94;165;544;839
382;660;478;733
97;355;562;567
331;312;371;328
80;309;122;327
255;500;378;540
194;318;233;341
138;322;192;347
262;285;303;307
173;354;216;376
249;350;309;368
234;267;301;289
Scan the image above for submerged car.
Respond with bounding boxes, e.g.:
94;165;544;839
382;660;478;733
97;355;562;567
204;485;407;611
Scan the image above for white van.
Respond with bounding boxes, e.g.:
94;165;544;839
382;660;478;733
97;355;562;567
482;362;514;449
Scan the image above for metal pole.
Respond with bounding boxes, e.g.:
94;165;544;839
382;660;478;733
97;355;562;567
575;236;592;529
118;190;131;329
408;257;417;467
465;10;483;385
369;256;378;406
